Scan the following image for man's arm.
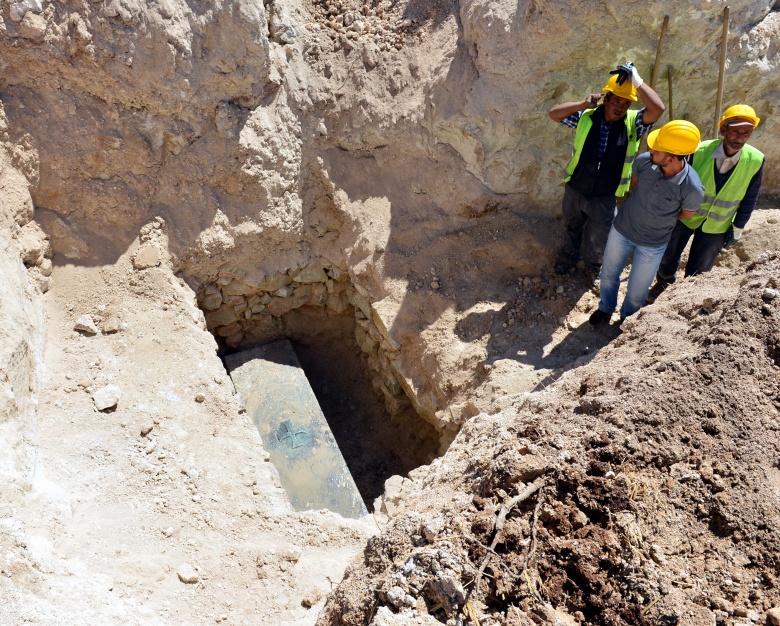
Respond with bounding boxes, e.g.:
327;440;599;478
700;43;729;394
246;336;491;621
620;64;665;125
679;170;706;218
732;159;765;229
635;83;665;124
549;93;601;123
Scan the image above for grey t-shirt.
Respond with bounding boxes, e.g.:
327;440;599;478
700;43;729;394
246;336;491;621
613;153;705;247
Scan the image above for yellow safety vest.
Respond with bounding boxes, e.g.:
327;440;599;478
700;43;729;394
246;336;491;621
563;109;640;197
683;140;764;234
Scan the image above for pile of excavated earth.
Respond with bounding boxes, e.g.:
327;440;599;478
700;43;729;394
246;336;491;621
2;0;780;625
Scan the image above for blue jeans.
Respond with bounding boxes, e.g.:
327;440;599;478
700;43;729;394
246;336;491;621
599;227;668;319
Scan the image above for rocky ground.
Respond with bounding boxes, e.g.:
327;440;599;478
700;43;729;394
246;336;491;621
318;218;780;626
2;206;778;626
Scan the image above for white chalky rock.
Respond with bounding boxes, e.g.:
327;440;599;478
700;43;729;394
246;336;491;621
768;607;780;626
10;0;42;22
92;385;120;411
74;315;99;335
177;564;199;584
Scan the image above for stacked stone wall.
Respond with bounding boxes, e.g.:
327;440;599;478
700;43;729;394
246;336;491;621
197;264;418;426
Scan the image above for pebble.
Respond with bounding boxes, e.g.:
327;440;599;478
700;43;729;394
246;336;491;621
195;393;205;403
92;385;120;411
74;314;99;335
177;564;199;584
163;527;174;537
101;315;122;334
762;288;780;301
768;607;780;626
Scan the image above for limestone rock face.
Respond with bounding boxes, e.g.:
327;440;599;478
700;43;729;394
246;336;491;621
1;0;777;281
0;108;46;450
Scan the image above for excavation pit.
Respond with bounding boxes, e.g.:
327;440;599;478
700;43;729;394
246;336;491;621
203;271;441;513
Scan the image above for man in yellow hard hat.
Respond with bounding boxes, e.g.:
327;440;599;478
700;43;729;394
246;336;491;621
549;62;666;286
588;121;705;326
647;104;765;303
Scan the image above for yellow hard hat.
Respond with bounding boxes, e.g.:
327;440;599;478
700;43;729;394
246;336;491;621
719;104;760;128
647;120;701;156
602;75;637;102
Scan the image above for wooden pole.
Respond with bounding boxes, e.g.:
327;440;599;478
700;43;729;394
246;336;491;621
714;6;730;137
667;65;674;120
650;15;669;89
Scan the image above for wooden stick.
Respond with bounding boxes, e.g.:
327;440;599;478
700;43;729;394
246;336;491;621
667;65;674;120
471;477;545;599
649;15;669;89
714;6;730;137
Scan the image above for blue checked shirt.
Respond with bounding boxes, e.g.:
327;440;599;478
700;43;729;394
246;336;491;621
561;108;653;160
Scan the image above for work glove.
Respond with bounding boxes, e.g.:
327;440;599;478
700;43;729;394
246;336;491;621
723;226;743;248
610;62;644;88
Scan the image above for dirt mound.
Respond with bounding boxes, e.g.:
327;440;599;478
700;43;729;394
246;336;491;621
318;252;780;625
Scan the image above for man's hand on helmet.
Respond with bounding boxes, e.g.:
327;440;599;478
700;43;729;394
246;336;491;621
610;62;644;89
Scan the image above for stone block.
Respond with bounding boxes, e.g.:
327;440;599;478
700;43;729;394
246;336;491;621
293;284;312;300
198;284;222;311
381;386;410;416
241;270;293;292
225;331;244;348
359;331;378;355
326;292;350;314
224;295;245;306
222;279;256;296
267;295;308;317
390;360;436;425
293;266;328;283
218;321;243;337
371;298;400;350
308;283;328;306
205;305;238;327
274;285;295;298
348;289;371;319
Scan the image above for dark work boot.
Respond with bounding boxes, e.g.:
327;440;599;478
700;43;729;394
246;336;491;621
588;308;611;327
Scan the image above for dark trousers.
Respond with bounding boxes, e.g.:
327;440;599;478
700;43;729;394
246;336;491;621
656;220;728;284
558;184;617;271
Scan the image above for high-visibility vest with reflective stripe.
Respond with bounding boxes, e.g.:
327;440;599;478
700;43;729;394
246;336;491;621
563;109;640;197
682;140;764;234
